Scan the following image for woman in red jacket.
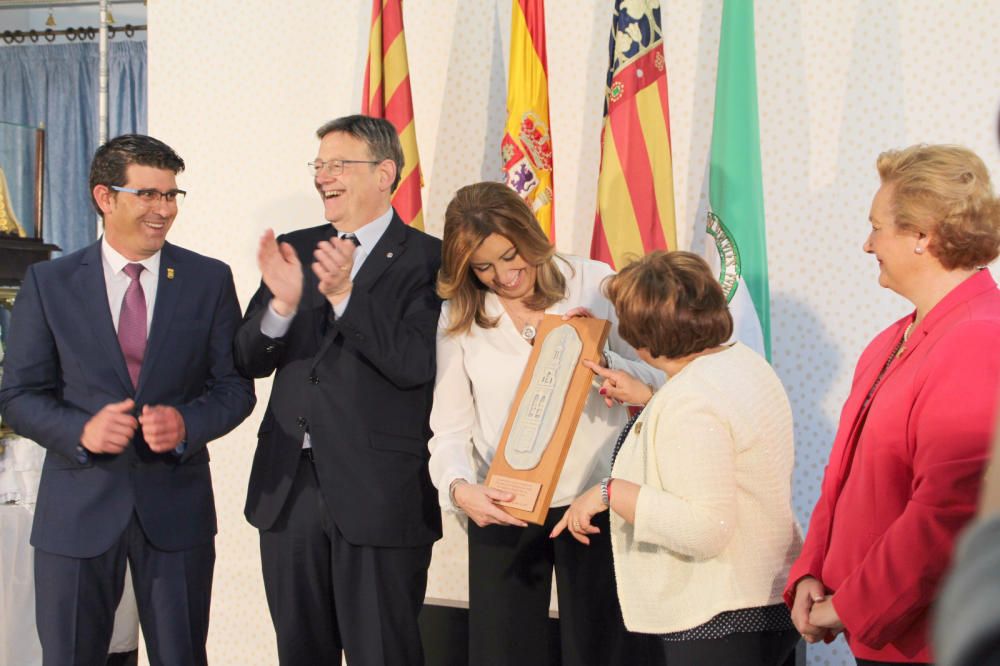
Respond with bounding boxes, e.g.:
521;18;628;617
786;144;1000;665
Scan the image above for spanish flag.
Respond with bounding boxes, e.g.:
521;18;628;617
362;0;424;229
591;0;676;268
502;0;555;240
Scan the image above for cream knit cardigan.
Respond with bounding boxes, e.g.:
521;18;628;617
610;342;803;634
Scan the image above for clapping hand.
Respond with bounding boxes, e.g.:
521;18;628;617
257;229;302;316
312;236;357;305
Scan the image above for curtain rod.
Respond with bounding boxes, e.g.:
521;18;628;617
0;1;145;7
1;23;145;44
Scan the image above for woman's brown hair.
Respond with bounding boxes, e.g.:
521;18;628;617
605;251;733;359
438;182;567;335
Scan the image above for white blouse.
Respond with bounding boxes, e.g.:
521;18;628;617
428;254;664;510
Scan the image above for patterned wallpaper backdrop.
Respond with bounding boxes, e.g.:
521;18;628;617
148;1;1000;664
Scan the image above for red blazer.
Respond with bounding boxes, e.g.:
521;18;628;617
785;269;1000;662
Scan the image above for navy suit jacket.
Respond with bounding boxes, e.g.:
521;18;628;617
236;214;443;548
0;240;255;558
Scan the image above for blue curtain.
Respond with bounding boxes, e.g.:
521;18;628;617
0;41;147;254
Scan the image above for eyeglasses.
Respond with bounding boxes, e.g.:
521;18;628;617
110;185;186;207
307;159;381;177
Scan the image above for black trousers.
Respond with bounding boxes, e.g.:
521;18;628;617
259;451;432;666
34;512;214;666
660;627;800;666
468;507;644;666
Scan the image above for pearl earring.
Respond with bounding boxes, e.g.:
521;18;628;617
914;246;924;254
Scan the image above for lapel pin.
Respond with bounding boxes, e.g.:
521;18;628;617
166;268;175;280
386;252;394;259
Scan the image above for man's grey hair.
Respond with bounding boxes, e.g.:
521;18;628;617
316;115;404;192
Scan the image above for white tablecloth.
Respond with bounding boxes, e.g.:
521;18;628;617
0;434;44;504
0;436;139;664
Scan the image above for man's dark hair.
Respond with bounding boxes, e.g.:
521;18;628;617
316;115;404;192
89;134;185;216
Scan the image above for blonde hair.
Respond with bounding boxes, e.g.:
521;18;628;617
877;144;1000;270
438;182;567;335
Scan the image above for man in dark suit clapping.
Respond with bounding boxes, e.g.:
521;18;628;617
236;115;442;666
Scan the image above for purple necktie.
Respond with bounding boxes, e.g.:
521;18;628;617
118;263;147;388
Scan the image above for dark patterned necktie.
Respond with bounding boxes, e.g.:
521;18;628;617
340;232;360;246
118;263;147;388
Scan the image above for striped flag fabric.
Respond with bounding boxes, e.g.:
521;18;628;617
703;0;770;359
502;0;555;240
590;0;676;269
362;0;424;229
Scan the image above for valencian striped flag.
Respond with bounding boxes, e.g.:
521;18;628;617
704;0;769;359
502;0;555;240
362;0;424;229
590;0;676;269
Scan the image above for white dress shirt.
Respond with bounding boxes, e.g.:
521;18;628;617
428;254;665;510
101;237;187;453
101;235;159;332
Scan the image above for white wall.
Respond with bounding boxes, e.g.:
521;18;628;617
147;1;1000;664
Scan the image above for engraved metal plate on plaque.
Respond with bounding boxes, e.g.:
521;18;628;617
505;324;582;470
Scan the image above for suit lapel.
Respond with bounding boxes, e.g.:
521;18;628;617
74;241;135;395
137;242;183;395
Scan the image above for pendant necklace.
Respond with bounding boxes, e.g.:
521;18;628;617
501;300;540;342
512;311;537;341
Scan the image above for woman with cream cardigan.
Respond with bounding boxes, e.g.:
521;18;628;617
554;251;802;666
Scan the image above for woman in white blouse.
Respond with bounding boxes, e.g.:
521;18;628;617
428;181;662;665
554;251;802;666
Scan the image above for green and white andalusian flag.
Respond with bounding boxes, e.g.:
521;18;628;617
704;0;770;360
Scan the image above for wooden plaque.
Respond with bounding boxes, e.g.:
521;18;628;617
485;314;611;524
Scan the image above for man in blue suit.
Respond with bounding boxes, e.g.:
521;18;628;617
0;134;255;665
